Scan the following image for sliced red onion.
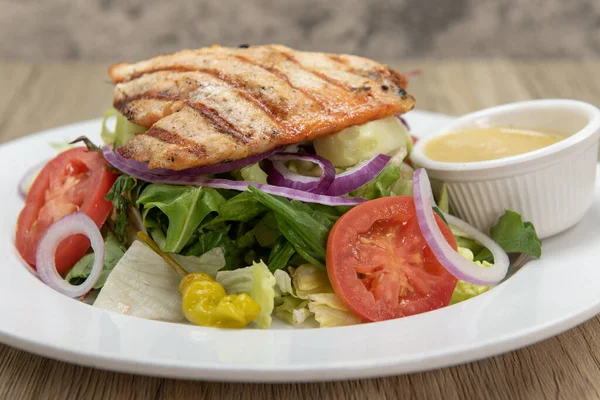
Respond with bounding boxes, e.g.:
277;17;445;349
397;116;410;132
267;153;335;193
36;213;105;298
111;146;279;176
325;154;391;196
103;147;365;206
18;160;47;200
412;168;509;286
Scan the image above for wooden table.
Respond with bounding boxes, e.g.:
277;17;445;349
1;60;600;399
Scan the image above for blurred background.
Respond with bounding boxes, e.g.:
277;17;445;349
2;0;600;63
1;0;599;143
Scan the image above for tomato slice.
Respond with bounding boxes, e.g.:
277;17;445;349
326;196;458;322
15;147;118;276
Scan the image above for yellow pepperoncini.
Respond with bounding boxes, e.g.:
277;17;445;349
179;272;261;329
137;232;260;329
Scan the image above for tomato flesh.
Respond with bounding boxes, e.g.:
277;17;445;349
326;196;458;322
15;147;117;276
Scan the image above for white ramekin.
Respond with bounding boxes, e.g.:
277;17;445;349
410;99;600;239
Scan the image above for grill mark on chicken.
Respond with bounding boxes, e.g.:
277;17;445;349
124;66;291;127
189;102;249;144
115;95;247;143
328;54;349;66
108;45;415;170
119;66;302;134
133;127;206;157
271;48;355;93
233;54;328;109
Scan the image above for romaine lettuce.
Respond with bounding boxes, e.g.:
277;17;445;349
216;261;277;329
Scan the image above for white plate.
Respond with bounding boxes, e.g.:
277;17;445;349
1;110;600;382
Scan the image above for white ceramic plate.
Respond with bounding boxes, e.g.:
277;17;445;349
1;110;600;382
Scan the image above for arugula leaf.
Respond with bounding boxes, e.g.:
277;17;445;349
268;237;296;272
475;210;542;262
207;191;268;225
65;232;126;289
247;186;330;268
137;185;225;253
104;175;140;243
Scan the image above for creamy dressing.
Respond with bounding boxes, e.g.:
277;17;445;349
425;127;564;163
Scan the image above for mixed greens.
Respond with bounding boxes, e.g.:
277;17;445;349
21;109;543;329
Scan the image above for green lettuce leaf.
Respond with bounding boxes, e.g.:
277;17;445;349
239;163;268;184
450;247;491;304
247;186;332;268
271;266;361;328
66;232;126;289
171;247;226;278
105;175;141;243
476;210;542;262
208;191;267;225
183;231;242;269
274;269;295;296
268;237;296;272
274;296;311;325
101;109;146;147
307;293;362;327
351;163;400;200
216;260;276;329
291;264;333;299
254;212;280;247
137;185;225;253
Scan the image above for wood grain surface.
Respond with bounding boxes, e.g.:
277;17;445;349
1;60;600;400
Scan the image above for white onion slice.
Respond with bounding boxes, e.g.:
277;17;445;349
412;168;509;286
36;213;105;298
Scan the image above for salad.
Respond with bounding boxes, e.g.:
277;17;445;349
15;110;542;329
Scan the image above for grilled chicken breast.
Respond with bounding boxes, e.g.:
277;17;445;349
109;44;415;170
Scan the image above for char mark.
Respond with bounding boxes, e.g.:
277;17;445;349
233;54;327;108
145;127;206;157
269;47;355;93
114;93;248;143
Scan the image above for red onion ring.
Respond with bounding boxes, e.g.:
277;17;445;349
325;154;392;196
36;213;105;298
397;116;410;132
267;153;335;193
412;168;509;285
112;146;280;176
103;147;365;206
